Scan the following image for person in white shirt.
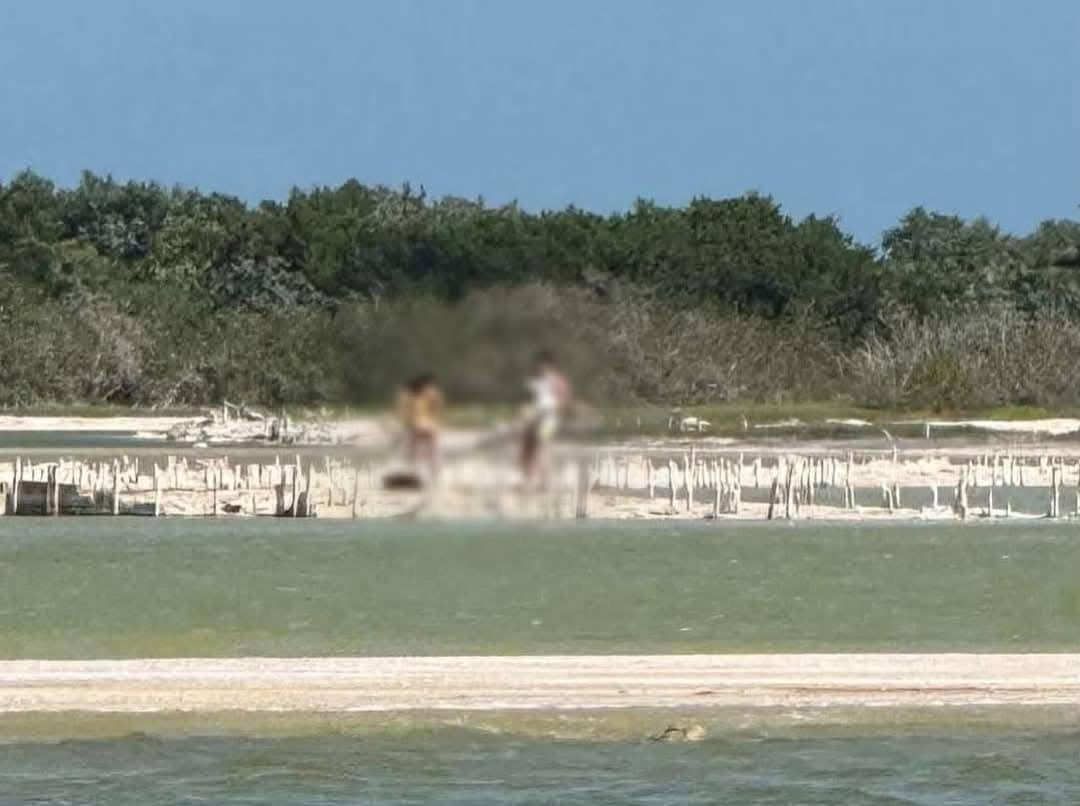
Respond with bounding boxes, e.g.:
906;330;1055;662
520;350;571;487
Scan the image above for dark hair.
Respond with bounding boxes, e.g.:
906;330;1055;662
406;373;436;393
533;349;556;367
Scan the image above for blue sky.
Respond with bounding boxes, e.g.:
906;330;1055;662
1;0;1076;243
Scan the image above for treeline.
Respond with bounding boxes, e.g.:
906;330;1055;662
0;169;1078;410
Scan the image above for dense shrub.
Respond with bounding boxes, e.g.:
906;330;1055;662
1;169;1078;411
846;304;1080;410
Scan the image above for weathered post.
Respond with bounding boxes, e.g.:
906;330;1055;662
291;457;301;518
784;458;796;520
351;467;362;519
575;458;590;519
954;468;968;521
11;456;19;515
732;462;741;514
1052;464;1062;519
712;464;721;519
112;461;120;516
767;470;780;520
882;481;894;513
305;460;316;517
683;454;694;512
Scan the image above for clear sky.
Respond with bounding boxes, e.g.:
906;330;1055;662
1;0;1076;243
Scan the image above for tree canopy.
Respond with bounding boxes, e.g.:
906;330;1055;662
0;170;1076;409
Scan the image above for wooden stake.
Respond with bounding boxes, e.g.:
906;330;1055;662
712;464;721;518
684;455;693;512
1052;464;1061;519
784;459;796;520
112;461;120;516
11;456;19;515
575;458;590;519
291;458;301;518
351;467;362;519
955;468;968;521
49;465;59;516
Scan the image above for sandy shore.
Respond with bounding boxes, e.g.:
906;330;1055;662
3;655;1078;713
0;416;197;433
2;412;1079;442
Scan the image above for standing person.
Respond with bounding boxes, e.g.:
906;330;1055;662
396;373;444;483
520;351;572;487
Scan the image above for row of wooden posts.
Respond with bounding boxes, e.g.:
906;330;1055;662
1;455;371;518
586;447;1080;520
3;447;1080;519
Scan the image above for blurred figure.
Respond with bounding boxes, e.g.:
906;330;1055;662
396;372;443;482
520;351;572;487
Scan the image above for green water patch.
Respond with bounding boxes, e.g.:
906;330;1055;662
6;706;1080;745
4;724;1080;804
2;519;1079;657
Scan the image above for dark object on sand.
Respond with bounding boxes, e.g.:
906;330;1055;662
650;726;688;742
383;471;424;490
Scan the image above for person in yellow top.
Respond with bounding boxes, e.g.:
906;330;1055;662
396;373;443;481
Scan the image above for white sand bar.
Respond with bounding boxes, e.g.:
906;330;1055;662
0;416;197;433
3;655;1079;713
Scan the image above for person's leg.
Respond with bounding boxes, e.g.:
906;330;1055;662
536;415;560;491
521;427;539;483
424;431;441;483
406;429;420;465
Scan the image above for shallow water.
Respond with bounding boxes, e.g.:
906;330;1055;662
2;519;1079;657
4;726;1080;805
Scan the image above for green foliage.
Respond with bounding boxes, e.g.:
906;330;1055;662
0;169;1077;409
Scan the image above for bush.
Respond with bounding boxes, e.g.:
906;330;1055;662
846;303;1080;410
332;283;842;406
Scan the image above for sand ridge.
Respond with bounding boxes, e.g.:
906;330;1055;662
3;654;1079;713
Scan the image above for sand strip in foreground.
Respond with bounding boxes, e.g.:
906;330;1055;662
2;655;1079;713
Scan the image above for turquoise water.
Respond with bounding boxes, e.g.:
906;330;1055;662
4;727;1080;804
5;519;1080;803
3;519;1080;657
